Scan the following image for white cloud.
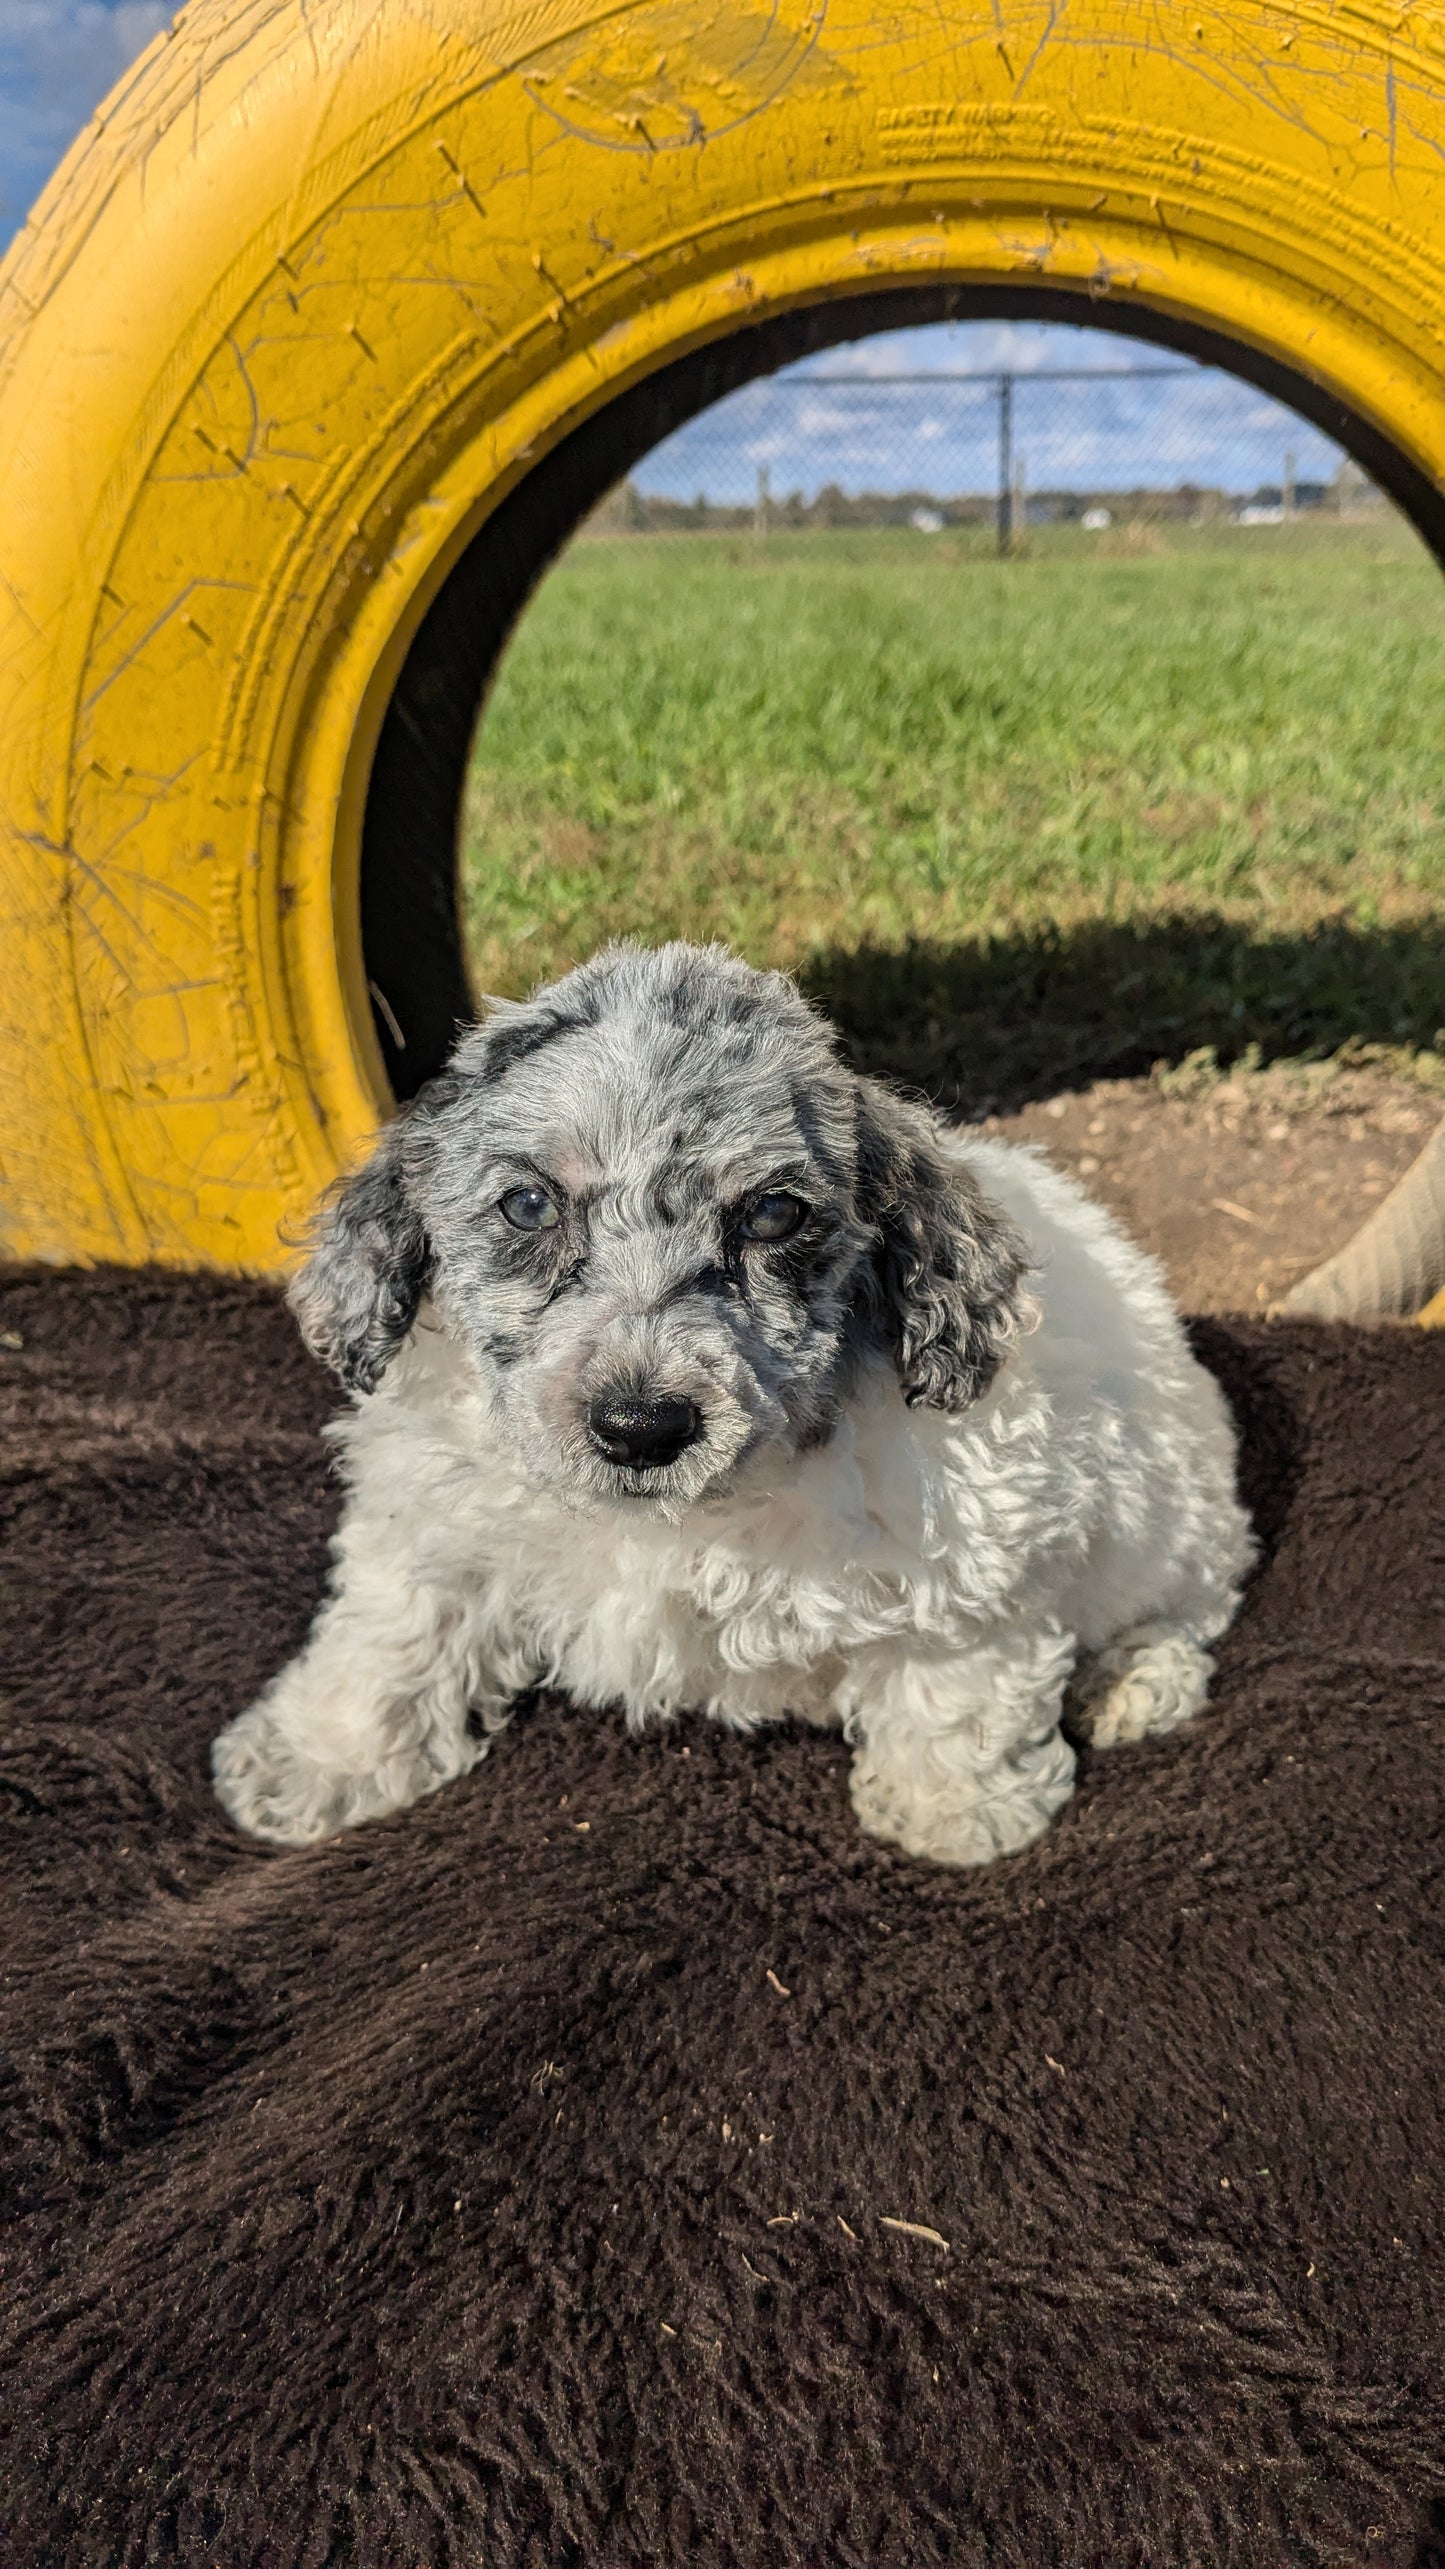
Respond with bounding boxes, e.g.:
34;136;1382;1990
790;319;1192;380
0;0;169;235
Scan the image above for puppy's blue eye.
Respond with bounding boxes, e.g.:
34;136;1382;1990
499;1185;560;1232
742;1191;806;1242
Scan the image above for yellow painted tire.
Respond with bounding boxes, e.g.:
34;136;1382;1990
5;0;1445;1268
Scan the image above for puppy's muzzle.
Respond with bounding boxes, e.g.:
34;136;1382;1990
587;1393;702;1472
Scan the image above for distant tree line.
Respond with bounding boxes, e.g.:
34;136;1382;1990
583;461;1383;535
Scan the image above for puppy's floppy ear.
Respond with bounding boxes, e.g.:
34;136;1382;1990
288;1114;431;1393
853;1074;1033;1410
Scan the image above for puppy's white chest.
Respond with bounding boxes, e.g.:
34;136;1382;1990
492;1401;947;1725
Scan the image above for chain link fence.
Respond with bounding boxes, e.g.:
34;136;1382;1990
587;353;1386;547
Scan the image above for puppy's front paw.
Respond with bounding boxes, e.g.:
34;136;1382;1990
1072;1632;1213;1749
212;1701;359;1847
849;1727;1075;1868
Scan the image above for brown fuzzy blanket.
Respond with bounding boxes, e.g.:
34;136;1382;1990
2;1270;1444;2569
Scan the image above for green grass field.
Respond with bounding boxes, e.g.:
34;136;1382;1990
461;519;1445;1103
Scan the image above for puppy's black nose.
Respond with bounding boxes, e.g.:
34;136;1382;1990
587;1393;702;1471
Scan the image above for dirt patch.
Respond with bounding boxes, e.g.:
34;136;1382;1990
978;1063;1442;1314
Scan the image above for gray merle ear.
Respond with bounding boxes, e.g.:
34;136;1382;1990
288;1114;431;1393
853;1075;1033;1410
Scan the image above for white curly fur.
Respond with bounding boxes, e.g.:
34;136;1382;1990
214;947;1253;1866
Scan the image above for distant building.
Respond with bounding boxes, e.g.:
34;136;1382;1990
1234;480;1331;521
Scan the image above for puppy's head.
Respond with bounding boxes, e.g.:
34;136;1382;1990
292;943;1031;1512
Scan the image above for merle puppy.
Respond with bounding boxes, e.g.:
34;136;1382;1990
213;941;1251;1865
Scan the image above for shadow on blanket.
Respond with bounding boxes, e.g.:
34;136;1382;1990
2;1271;1443;2569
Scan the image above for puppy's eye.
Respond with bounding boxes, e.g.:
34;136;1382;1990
498;1185;560;1232
741;1190;806;1243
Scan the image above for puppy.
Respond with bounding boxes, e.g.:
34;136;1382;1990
213;941;1252;1865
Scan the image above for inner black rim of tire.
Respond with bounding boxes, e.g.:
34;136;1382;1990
359;281;1445;1101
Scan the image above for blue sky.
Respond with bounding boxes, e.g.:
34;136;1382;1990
0;10;1350;501
636;321;1350;506
0;0;167;238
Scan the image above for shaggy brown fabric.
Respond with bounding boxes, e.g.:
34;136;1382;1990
2;1270;1444;2569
